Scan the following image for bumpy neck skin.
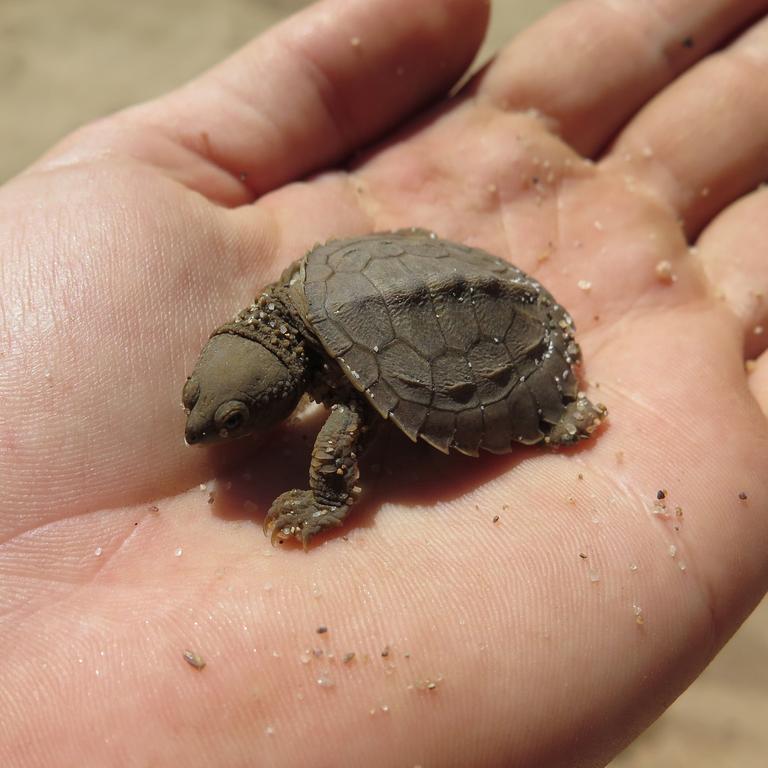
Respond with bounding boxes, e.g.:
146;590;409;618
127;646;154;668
213;288;309;386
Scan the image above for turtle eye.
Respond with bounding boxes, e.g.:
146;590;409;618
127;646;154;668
214;401;249;434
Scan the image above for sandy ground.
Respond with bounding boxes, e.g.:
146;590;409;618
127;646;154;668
1;1;766;765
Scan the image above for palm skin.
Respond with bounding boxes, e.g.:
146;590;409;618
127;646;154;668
1;1;767;766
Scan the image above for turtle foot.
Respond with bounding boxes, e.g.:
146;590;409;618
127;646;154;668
263;490;348;549
546;396;607;445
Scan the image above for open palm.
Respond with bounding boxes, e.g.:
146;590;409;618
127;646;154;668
2;1;767;766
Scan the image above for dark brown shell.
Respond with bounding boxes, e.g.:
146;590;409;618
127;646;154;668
293;230;582;456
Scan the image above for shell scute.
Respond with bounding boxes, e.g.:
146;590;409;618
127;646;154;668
453;408;484;456
472;278;539;341
467;340;514;405
324;270;395;352
430;278;482;351
309;316;353;357
420;410;456;454
480;400;513;454
339;346;379;390
390;399;429;442
366;378;399;416
430;352;478;412
304;258;334;284
378;341;433;406
504;310;548;363
383;286;445;361
328;246;373;273
506;383;544;444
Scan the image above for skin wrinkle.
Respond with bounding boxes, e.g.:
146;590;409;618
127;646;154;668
600;155;687;248
541;161;563;278
166;118;254;201
343;170;379;228
647;225;763;356
0;481;145;548
697;188;768;357
2;179;236;522
584;322;760;642
573;421;723;659
28;116;182;184
609;20;768;234
116;109;255;207
484;8;648;151
172;112;224;173
171;73;292;197
514;159;566;275
0;508;147;626
158;0;488;206
272;30;353;162
478;0;768;160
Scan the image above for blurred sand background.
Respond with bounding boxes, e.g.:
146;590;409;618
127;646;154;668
1;0;766;764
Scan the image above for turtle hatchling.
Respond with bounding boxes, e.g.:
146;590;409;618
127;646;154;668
183;229;606;546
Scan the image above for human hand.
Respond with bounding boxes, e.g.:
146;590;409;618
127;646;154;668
1;0;767;766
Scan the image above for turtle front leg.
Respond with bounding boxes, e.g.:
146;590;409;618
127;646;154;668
264;401;366;548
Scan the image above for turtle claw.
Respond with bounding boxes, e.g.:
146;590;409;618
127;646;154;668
264;490;347;548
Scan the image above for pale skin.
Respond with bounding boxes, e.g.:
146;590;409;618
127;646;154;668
1;0;767;765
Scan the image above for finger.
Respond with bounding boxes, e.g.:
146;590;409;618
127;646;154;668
39;0;489;206
607;16;768;237
696;185;768;359
472;0;768;155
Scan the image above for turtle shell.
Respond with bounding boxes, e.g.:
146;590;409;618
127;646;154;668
293;230;582;456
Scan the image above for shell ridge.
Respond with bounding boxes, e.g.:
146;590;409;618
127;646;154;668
395;254;451;353
392;253;450;420
353;267;396;356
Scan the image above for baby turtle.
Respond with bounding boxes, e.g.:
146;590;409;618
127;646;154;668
183;229;605;546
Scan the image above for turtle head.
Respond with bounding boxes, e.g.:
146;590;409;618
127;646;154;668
183;333;302;446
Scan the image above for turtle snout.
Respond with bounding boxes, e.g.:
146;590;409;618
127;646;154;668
185;424;202;445
184;415;209;446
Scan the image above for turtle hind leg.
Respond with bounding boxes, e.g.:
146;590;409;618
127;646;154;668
544;396;607;445
263;400;366;548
